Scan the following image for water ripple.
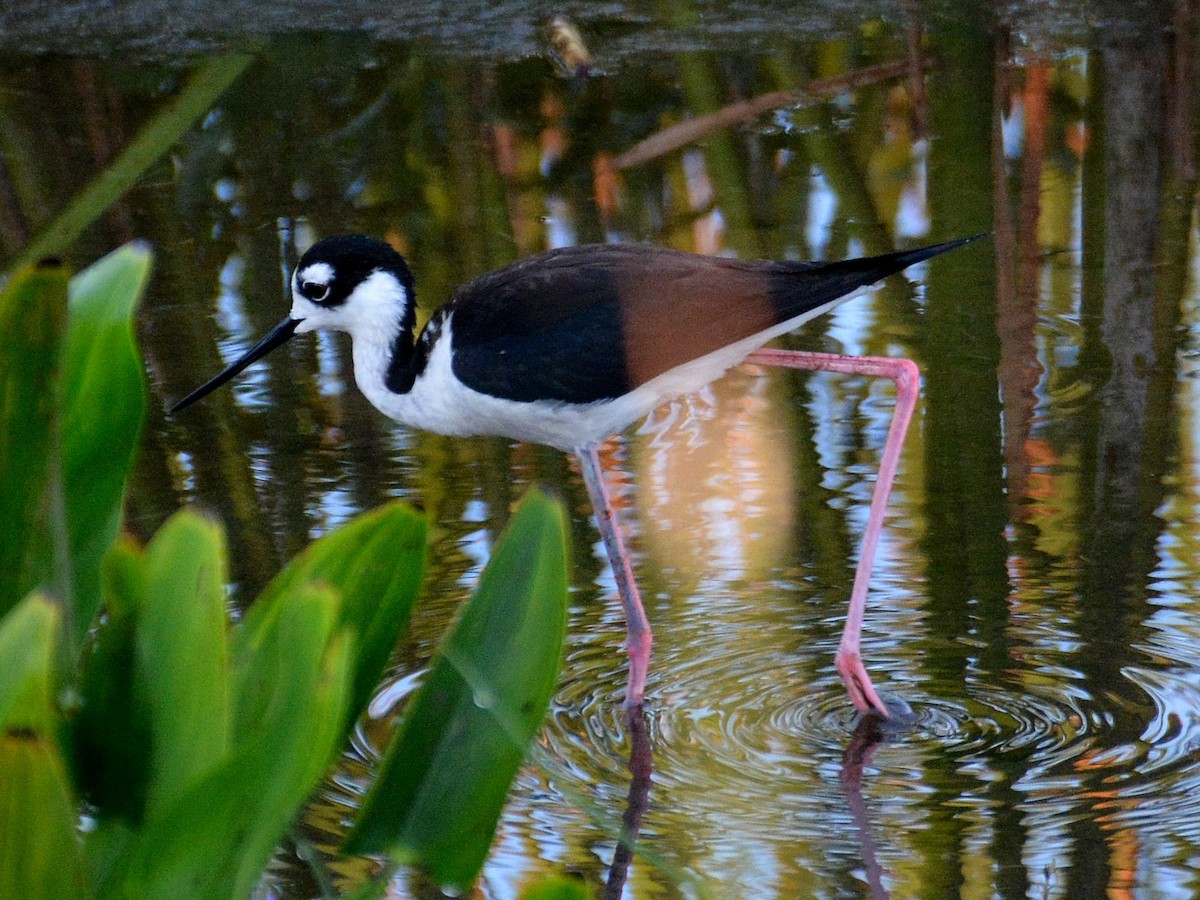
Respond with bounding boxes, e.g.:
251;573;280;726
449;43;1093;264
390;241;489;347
541;659;1200;798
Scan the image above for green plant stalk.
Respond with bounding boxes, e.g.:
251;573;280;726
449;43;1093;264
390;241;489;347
9;50;257;272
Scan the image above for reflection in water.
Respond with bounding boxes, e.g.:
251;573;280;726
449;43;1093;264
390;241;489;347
637;371;797;587
5;1;1200;896
603;707;653;900
840;708;910;900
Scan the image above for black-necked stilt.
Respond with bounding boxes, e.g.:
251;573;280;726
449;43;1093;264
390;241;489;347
172;232;982;717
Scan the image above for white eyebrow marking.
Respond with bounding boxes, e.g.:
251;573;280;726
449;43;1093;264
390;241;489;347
298;261;335;285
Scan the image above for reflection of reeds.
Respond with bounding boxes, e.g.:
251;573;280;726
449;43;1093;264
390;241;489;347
6;9;1199;892
613;58;920;171
921;36;1013;896
995;53;1050;521
6;52;256;270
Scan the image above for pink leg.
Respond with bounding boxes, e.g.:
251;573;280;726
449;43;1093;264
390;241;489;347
576;442;652;710
746;347;920;720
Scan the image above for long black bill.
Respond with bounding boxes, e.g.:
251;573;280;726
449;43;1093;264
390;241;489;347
170;316;302;414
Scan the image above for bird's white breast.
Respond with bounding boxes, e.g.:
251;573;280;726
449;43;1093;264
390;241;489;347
352;285;867;452
359;317;650;451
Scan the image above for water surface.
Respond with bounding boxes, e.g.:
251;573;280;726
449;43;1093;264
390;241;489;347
3;2;1199;896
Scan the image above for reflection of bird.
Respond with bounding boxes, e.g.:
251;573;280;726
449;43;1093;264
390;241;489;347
173;233;981;718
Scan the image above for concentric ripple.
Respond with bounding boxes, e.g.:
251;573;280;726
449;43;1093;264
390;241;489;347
345;594;1200;800
325;562;1200;900
544;674;1099;794
545;630;1199;786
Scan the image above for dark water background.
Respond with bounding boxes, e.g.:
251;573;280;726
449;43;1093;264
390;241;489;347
3;1;1199;896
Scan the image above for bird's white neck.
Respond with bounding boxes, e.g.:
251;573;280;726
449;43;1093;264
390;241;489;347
350;317;409;407
316;269;418;411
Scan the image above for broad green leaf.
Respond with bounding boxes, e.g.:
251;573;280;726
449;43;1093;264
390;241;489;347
0;263;68;618
61;243;152;647
72;538;152;822
229;621;352;900
0;730;83;900
0;594;61;736
238;500;427;734
344;489;569;890
0;594;80;899
104;584;351;900
9;52;257;271
138;510;231;819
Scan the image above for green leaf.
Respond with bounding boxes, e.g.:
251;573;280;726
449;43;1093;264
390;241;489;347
102;584;352;900
344;489;569;890
0;594;81;900
0;730;83;900
0;245;150;646
61;242;152;647
0;594;62;737
137;510;231;820
9;51;257;271
0;262;69;618
72;538;153;822
238;499;427;734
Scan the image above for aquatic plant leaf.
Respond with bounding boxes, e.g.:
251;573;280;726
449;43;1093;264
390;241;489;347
0;245;149;646
137;510;231;820
0;594;82;900
0;263;68;620
237;499;427;735
60;242;151;647
344;489;569;890
72;537;152;822
0;729;83;900
0;594;61;738
100;584;351;900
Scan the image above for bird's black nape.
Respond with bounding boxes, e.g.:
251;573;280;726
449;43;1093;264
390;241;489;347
169;316;300;414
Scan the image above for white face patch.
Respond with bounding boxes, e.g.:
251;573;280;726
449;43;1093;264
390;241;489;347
291;268;409;339
291;261;337;331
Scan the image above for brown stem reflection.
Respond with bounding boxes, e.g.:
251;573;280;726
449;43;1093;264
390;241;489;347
1078;0;1178;679
839;714;893;900
996;52;1050;523
901;0;930;140
1088;27;1165;557
71;59;135;244
612;59;918;171
1071;1;1194;892
603;705;654;900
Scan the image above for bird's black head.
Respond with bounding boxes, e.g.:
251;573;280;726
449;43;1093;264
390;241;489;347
170;233;416;414
291;233;415;311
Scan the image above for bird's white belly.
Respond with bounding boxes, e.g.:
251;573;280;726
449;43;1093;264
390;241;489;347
353;325;631;450
354;296;849;451
355;319;754;451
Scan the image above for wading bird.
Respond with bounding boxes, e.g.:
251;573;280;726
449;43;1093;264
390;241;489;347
172;233;980;718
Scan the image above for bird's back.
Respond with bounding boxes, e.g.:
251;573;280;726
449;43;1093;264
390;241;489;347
442;241;958;407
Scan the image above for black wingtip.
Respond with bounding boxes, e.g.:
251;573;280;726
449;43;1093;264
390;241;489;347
809;232;989;298
894;232;990;267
